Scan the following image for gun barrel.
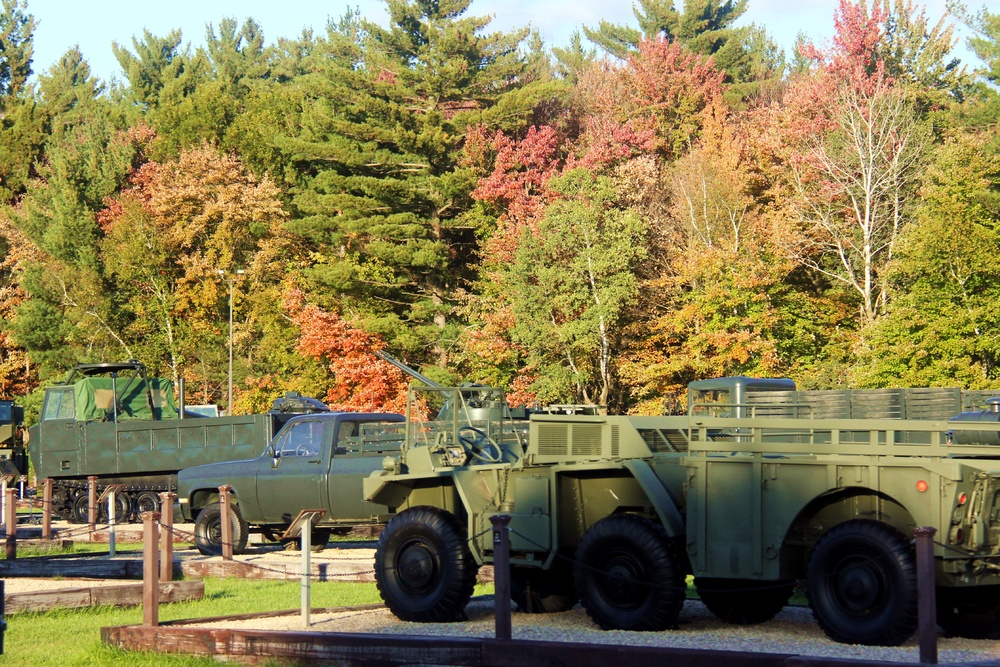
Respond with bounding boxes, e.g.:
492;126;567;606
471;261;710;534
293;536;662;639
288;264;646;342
376;351;441;388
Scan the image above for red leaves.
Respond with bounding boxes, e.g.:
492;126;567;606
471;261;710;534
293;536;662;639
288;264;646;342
799;0;889;93
472;124;562;265
284;291;408;412
580;37;726;160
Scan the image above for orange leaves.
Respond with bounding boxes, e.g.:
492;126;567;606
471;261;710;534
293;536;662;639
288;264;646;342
284;291;408;413
579;38;726;161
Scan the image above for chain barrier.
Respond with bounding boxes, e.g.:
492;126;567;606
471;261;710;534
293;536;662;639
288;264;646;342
153;521;380;581
129;513;950;602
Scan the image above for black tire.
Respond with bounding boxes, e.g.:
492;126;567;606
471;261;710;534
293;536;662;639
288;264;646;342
133;491;161;517
695;578;795;625
71;493;91;524
805;520;917;646
374;506;478;622
938;586;1000;639
511;558;578;613
98;492;131;524
194;501;249;556
574;514;685;631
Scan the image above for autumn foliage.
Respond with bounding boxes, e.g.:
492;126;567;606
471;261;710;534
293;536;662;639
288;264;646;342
0;0;995;418
285;291;409;413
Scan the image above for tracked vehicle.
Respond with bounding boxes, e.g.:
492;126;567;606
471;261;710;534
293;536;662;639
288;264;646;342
364;374;1000;646
28;361;325;522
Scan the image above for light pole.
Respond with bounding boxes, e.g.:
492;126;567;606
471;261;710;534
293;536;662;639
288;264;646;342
219;269;245;415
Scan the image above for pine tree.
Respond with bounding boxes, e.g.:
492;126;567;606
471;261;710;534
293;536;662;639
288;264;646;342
282;0;544;367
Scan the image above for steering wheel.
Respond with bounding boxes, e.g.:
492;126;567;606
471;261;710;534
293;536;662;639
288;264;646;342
294;443;314;457
457;426;503;463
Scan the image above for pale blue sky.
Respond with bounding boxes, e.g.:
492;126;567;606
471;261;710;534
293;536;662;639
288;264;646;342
28;0;977;84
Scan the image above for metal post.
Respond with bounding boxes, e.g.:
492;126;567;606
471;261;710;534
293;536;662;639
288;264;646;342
914;526;938;664
87;476;98;533
142;511;161;627
302;514;312;628
219;485;233;560
490;514;512;641
160;492;176;582
108;489;117;557
0;580;5;654
42;478;52;540
4;488;15;560
227;276;233;415
1;479;6;529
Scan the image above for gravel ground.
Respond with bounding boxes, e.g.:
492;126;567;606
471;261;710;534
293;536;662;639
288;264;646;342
186;596;1000;664
10;529;1000;664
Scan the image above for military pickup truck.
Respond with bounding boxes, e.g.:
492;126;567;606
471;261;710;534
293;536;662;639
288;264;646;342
178;411;404;555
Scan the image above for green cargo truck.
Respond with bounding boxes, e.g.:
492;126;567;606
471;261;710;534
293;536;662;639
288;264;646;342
27;361;326;522
363;376;1000;646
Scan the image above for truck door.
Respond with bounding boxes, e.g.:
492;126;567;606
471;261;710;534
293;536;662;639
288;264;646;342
255;418;329;524
325;419;403;521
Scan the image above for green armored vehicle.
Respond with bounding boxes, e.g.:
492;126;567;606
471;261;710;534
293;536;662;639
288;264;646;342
364;376;1000;646
28;361;325;522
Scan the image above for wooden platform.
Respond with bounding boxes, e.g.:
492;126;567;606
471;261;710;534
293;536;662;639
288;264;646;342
102;626;992;667
8;580;204;613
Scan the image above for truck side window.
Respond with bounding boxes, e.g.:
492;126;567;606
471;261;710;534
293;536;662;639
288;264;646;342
335;421;357;455
280;420;322;457
693;390;731;418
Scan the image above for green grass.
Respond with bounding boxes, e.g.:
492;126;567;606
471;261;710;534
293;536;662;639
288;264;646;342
4;577;406;666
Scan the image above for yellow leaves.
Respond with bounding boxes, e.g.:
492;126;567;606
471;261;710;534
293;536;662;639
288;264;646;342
144;143;287;264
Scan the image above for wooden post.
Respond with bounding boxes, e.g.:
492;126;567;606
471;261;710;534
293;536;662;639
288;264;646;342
0;580;4;654
42;478;52;540
218;485;233;561
4;487;15;560
142;511;161;627
490;514;512;641
87;476;98;532
915;526;937;665
159;492;176;582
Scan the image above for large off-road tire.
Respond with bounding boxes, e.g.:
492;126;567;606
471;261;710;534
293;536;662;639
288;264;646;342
374;506;478;622
510;558;578;613
71;493;91;524
194;502;249;556
695;577;795;625
574;514;685;631
938;586;1000;639
805;519;917;646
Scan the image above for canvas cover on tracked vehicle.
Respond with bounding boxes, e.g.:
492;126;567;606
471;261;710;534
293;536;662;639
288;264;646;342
72;377;178;421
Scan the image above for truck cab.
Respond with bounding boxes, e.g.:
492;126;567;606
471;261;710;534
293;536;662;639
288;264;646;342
178;411;405;554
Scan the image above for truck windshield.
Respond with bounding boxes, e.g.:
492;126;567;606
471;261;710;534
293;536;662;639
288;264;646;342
42;388;76;421
691;389;732;417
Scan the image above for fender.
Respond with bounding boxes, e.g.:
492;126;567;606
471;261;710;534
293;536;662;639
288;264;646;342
623;459;685;537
